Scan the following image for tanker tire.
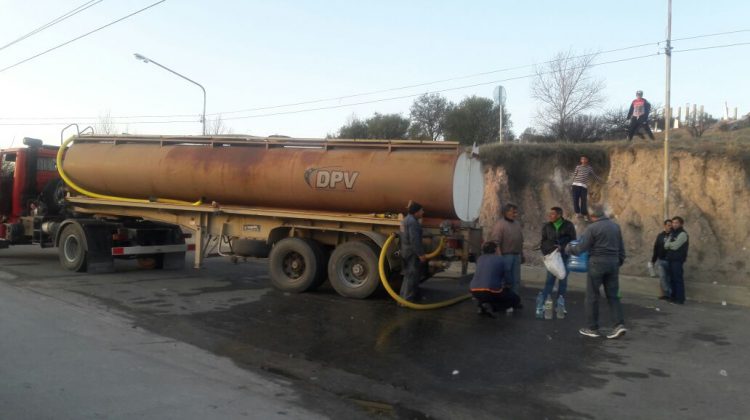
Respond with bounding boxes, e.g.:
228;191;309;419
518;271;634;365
58;224;87;272
328;241;381;299
269;238;324;293
41;178;66;216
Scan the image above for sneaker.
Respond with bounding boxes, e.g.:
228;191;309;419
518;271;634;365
606;324;628;339
535;293;544;319
579;328;601;338
556;296;566;319
658;295;670;300
478;303;496;318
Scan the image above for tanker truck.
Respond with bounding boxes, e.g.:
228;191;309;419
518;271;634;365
0;133;484;299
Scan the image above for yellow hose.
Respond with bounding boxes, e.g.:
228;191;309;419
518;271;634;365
378;233;471;310
57;136;202;206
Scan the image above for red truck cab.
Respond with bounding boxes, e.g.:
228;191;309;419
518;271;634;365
0;138;63;242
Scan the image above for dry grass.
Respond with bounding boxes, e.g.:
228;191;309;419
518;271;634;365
479;125;750;176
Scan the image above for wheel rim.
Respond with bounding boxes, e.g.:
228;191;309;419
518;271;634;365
63;234;80;263
337;254;369;288
282;251;305;279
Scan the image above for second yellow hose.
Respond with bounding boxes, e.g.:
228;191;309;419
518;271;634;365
378;233;471;310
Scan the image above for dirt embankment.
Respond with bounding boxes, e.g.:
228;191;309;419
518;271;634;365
479;142;750;288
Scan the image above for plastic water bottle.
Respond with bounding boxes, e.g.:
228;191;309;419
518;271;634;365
556;295;566;319
535;292;544;319
543;295;554;320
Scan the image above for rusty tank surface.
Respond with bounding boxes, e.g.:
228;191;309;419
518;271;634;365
60;135;483;221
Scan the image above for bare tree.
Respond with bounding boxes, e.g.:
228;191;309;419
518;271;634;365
207;114;233;135
531;50;605;141
96;110;117;135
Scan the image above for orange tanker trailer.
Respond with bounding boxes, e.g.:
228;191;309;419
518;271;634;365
54;134;484;299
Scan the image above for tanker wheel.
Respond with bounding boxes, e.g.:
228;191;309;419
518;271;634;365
268;238;325;293
327;241;381;299
58;224;87;272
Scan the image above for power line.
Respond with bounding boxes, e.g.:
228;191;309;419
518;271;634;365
0;0;166;74
0;39;665;121
672;28;750;42
0;118;198;127
0;52;660;127
212;41;661;116
0;0;104;52
1;30;748;124
221;53;660;121
673;41;750;53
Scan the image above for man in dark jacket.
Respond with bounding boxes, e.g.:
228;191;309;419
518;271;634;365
470;241;521;317
566;204;627;339
538;207;577;318
651;219;672;300
399;201;426;303
664;216;689;304
627;90;655;141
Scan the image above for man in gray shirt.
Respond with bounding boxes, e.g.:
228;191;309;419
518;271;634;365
400;201;427;303
490;203;524;298
566;204;627;339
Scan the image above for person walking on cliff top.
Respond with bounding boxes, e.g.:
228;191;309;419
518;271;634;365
664;216;689;305
570;155;602;221
650;219;673;300
627;90;655;141
490;203;525;308
566;204;627;339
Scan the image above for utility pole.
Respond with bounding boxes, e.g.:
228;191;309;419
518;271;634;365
499;105;504;143
663;0;672;220
493;85;506;143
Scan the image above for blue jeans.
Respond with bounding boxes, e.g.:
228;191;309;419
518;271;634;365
656;259;671;297
585;258;625;330
500;254;521;295
668;260;685;303
543;255;569;301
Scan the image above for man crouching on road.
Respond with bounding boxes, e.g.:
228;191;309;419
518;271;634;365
470;241;521;318
566;204;627;339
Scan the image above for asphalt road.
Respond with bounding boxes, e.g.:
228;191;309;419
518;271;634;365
1;246;749;419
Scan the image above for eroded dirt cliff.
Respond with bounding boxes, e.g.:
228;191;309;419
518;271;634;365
479;142;750;287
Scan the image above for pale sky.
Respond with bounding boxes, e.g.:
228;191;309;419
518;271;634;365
1;0;749;147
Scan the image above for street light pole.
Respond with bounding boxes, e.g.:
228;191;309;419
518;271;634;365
134;53;207;135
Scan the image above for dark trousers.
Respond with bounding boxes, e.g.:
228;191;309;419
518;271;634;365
400;255;421;301
627;117;654;140
572;185;588;215
472;289;521;312
667;260;685;303
585;258;625;330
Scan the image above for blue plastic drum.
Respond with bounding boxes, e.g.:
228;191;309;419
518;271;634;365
567;240;589;272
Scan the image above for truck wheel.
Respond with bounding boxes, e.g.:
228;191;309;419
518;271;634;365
328;241;381;299
58;224;87;272
41;178;66;216
268;238;325;293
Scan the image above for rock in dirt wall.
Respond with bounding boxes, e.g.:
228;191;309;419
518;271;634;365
479;145;750;288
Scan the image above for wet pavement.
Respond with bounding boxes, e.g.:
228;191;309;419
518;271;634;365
1;247;749;419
